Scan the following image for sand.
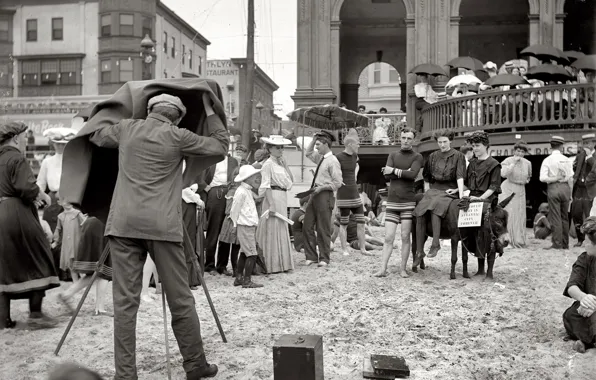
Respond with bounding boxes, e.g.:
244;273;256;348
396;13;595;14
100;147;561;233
1;227;595;380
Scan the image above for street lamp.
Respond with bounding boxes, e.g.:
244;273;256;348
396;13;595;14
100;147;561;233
255;101;264;131
140;34;155;80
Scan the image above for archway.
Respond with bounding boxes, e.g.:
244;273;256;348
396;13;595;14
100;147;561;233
338;0;407;112
564;0;596;54
458;0;530;64
356;62;403;114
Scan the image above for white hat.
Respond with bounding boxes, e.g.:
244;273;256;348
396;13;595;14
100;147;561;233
147;94;187;119
484;61;497;71
582;133;596;141
234;165;261;183
43;127;78;144
260;135;292;146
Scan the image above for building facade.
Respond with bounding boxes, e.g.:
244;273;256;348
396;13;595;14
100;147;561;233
207;58;279;134
357;62;403;113
293;0;595;127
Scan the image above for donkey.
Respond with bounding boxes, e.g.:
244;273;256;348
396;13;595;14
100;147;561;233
412;193;514;279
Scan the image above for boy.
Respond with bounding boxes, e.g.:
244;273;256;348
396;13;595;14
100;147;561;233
331;212;383;251
290;197;308;252
534;203;552;240
230;165;263;288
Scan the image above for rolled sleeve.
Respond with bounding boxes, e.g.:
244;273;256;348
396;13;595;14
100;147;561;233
329;159;343;191
306;148;321;165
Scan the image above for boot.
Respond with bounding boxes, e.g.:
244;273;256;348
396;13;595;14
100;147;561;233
0;294;15;329
243;256;263;288
186;363;218;379
234;254;246;287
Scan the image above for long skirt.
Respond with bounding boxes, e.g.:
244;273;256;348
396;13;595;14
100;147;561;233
563;301;596;345
413;188;457;218
499;179;527;248
72;217;112;281
256;189;294;273
0;198;60;295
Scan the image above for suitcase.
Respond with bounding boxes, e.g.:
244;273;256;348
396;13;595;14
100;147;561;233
273;335;324;380
370;354;410;378
363;357;395;379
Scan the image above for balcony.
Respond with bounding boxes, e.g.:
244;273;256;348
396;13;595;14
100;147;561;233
417;83;596;153
18;84;82;97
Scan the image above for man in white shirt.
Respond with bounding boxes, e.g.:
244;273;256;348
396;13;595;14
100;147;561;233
414;74;438;131
539;136;574;249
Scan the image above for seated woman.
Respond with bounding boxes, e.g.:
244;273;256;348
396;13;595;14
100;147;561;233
533;203;552;240
563;216;596;353
413;130;466;263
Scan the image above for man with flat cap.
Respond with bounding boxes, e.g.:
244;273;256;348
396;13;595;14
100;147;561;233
88;93;227;380
571;133;596;247
540;135;574;250
304;130;343;267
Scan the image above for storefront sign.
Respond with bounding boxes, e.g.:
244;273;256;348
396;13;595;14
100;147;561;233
0;114;76;145
207;60;239;77
489;142;579;156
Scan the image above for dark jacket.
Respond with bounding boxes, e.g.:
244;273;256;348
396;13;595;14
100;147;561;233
196;156;239;200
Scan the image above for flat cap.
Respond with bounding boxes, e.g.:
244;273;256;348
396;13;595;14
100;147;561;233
550;135;565;144
314;130;336;143
147;94;187;119
582;133;596;141
0;121;28;144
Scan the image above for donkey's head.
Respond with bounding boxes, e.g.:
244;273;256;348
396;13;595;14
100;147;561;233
488;193;515;251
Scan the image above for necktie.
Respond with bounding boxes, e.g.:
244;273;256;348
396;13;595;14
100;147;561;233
311;156;325;188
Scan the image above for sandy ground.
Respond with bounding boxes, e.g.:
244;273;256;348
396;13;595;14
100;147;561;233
2;227;596;380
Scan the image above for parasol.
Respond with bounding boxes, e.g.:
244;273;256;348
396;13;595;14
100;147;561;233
484;74;530;87
446;56;486;72
564;50;585;63
525;64;572;83
520;44;569;65
571;55;596;73
445;74;482;88
287;104;369;130
409;63;447;76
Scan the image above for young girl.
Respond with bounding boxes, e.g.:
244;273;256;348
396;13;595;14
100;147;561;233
217;185;241;276
52;196;85;282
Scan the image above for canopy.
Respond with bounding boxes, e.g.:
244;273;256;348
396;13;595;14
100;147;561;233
287;104;369;130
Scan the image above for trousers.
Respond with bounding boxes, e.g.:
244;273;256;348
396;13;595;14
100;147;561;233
108;236;207;380
571;186;592;243
303;191;335;264
548;182;571;248
205;187;227;271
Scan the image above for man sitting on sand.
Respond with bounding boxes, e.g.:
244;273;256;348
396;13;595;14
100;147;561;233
331;212;383;252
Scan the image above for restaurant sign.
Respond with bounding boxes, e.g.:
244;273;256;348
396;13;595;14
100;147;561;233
0;114;76;145
489;142;579;156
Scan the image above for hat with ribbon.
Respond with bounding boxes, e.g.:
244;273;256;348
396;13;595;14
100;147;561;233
582;133;596;141
550;135;565;144
261;135;292;146
147;94;187;119
44;127;78;144
234;165;262;183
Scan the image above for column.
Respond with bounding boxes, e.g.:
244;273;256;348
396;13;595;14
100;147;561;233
330;20;341;103
314;0;336;102
296;0;312;90
405;17;416;129
554;13;565;50
431;0;451;65
340;83;359;111
539;0;555;46
449;17;461;63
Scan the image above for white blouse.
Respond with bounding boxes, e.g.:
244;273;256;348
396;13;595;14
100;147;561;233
37;154;63;192
259;158;293;191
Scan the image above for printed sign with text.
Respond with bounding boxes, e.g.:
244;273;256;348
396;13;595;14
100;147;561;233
458;202;483;228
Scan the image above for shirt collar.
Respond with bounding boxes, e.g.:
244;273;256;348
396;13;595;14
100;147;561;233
147;113;173;124
240;182;252;190
323;151;333;158
551;150;562;155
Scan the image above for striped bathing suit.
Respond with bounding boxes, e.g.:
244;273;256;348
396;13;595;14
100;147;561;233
335;151;365;225
384;148;424;225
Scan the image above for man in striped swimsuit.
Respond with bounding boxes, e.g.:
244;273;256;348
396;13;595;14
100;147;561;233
374;127;423;278
335;130;369;256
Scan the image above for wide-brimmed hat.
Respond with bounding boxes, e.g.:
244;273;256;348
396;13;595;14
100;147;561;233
44;127;78;144
234;165;261;182
147;94;187;119
261;135;292;146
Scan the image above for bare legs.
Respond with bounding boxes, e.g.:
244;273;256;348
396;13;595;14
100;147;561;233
373;222;398;277
141;255;159;303
357;223;370;256
373;221;413;278
60;274;111;314
398;220;413;277
339;225;350;256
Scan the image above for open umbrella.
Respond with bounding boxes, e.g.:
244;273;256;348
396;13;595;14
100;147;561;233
445;74;482;88
484;74;530;87
409;63;447;76
565;50;585;63
526;64;572;83
447;56;486;72
287;104;369;130
572;55;596;72
520;44;569;65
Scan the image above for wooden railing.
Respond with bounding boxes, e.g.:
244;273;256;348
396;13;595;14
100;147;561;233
420;83;596;140
340;112;407;145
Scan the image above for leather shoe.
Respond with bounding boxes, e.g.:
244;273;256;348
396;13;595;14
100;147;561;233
574;241;583;248
187;364;218;379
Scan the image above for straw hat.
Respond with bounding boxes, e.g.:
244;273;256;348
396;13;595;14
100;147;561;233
234;165;261;182
260;135;292;146
43;127;78;144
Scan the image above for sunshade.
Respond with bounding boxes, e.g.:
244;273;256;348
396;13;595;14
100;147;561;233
287;104;369;130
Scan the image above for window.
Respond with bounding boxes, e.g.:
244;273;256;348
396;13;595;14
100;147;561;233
389;68;399;83
60;60;76;85
101;60;111;83
182;44;185;65
52;18;63;40
171;37;175;58
119;14;134;36
0;20;9;41
119;59;133;82
101;14;111;36
163;32;167;54
373;62;381;84
189;50;192;69
142;17;152;38
26;19;37;42
22;61;39;85
41;61;58;85
198;56;202;75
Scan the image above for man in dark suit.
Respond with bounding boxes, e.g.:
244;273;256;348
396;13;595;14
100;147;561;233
88;93;226;380
572;133;596;247
197;148;239;275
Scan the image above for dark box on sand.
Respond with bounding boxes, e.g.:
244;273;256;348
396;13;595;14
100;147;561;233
371;354;410;378
363;358;395;379
273;335;323;380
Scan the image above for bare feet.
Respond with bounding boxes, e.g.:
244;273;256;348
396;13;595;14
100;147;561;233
572;340;586;353
373;270;388;277
427;245;440;258
342;250;350;256
361;250;375;256
399;270;410;278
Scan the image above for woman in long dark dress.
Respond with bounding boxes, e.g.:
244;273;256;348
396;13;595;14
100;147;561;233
0;122;60;329
563;216;596;353
413;130;466;263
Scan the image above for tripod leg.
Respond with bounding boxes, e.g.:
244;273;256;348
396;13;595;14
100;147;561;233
183;224;227;343
55;245;109;356
161;291;172;380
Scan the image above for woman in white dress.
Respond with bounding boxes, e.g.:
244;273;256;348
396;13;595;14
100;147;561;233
256;135;294;273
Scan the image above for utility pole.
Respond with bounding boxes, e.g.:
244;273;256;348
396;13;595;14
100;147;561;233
241;0;255;148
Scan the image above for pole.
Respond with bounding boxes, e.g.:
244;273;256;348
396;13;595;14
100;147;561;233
162;291;172;380
241;0;255;148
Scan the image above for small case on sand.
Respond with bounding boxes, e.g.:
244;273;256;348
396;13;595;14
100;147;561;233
273;335;324;380
370;354;410;378
363;357;395;379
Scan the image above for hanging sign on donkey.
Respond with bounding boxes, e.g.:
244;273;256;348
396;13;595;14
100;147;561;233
458;202;483;227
